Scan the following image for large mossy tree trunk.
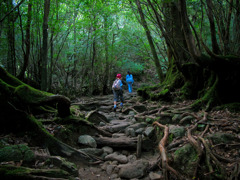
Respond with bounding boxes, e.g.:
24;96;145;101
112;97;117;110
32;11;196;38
137;0;240;111
0;67;99;162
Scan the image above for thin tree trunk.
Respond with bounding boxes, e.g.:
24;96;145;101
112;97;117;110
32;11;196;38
206;0;221;54
18;0;32;80
179;0;201;59
6;0;16;76
91;15;97;94
103;16;109;94
73;5;77;91
234;0;240;55
224;0;233;54
41;0;50;91
135;0;164;82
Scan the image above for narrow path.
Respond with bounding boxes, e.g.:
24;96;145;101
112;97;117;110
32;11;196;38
75;91;162;180
74;89;240;180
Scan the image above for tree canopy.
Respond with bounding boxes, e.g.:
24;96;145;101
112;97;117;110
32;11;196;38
0;0;239;109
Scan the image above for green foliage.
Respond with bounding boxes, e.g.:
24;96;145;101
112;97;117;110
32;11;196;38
0;144;35;163
214;103;240;113
120;59;144;74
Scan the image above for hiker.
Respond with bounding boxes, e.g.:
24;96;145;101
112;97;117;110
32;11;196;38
126;71;134;93
112;73;124;112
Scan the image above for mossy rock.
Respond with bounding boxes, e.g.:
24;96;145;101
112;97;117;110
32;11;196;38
0;144;35;163
86;110;109;124
172;143;198;178
206;132;238;144
133;105;148;113
169;125;185;138
155;113;173;125
0;165;72;179
214;103;240;112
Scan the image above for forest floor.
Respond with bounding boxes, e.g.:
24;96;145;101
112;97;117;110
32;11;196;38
1;87;240;180
71;88;240;180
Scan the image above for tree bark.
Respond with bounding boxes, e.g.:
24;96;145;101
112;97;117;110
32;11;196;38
6;0;17;76
18;0;32;80
179;0;201;60
206;0;221;54
41;0;50;91
135;0;164;82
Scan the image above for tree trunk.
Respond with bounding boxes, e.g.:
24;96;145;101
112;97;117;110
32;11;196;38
103;16;110;95
18;0;32;80
135;0;164;83
41;0;50;91
6;0;16;76
205;0;220;54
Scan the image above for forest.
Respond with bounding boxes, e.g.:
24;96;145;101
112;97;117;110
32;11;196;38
0;0;240;180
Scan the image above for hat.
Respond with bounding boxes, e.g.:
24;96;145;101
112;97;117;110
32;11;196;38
116;74;122;78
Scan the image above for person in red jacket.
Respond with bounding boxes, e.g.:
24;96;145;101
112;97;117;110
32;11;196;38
112;73;123;112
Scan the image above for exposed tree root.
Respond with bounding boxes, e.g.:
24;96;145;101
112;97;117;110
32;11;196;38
153;121;186;180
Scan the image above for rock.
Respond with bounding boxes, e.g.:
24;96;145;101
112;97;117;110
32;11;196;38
102;146;113;154
144;127;154;137
135;128;145;135
173;143;199;177
133;105;148;113
180;115;194;125
129;111;135;116
86;110;109;124
127;154;137;163
105;152;128;164
207;132;238;144
169;125;185;138
99;122;106;126
78;135;97;148
126;128;136;137
101;161;110;170
149;172;162;180
106;164;117;175
156;113;173;125
122;150;129;156
110;173;119;179
118;160;149;179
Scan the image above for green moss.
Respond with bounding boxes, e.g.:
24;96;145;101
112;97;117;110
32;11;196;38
14;85;53;104
137;84;160;100
173;143;198;177
150;88;170;101
168;133;174;143
191;73;220;111
0;165;72;179
215;103;240;112
180;81;193;99
0;144;35;163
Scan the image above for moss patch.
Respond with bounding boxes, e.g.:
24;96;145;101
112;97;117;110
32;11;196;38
173;143;198;177
0;144;35;163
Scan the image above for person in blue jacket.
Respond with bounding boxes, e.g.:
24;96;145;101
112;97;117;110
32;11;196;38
126;71;134;93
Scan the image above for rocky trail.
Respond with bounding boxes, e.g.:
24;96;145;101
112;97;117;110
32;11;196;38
72;90;240;180
1;89;240;180
73;91;163;180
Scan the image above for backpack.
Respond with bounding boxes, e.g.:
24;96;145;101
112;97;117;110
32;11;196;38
112;79;121;90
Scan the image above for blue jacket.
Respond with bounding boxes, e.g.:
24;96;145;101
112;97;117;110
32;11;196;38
126;74;134;83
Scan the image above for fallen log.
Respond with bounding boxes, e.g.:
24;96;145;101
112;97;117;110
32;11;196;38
94;136;137;148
